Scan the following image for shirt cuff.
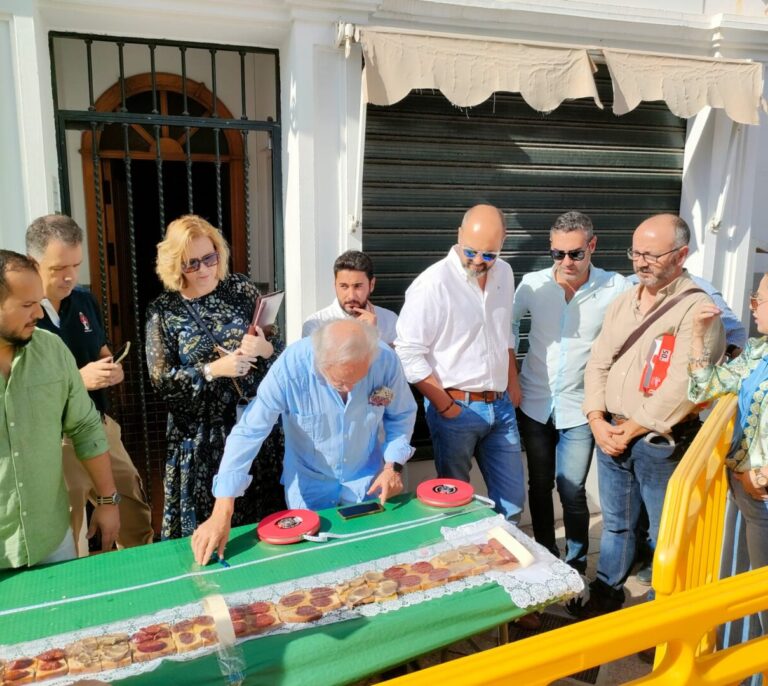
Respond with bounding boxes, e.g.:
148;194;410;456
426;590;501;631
382;439;415;465
73;436;109;460
212;471;254;498
395;351;433;385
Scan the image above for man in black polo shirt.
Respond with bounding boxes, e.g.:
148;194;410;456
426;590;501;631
26;214;153;553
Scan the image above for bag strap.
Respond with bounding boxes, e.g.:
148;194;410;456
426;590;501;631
178;295;246;399
613;287;704;363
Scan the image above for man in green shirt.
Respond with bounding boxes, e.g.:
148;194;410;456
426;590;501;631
0;250;120;568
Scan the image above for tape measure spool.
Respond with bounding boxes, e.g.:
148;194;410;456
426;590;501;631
257;509;321;545
416;478;474;508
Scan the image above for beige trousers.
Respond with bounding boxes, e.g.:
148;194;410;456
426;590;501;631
62;415;154;555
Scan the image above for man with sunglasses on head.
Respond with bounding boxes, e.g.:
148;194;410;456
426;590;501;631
575;213;725;622
395;204;525;522
302;250;398;344
513;211;629;579
26;215;153;555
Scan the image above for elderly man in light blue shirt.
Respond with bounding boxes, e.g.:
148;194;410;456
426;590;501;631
192;319;416;564
513;211;629;574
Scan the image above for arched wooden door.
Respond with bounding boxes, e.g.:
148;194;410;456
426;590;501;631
81;72;245;345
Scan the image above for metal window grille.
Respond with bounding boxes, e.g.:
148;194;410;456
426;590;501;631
49;32;283;520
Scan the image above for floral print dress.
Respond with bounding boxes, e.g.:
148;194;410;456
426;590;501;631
688;336;768;472
145;273;286;539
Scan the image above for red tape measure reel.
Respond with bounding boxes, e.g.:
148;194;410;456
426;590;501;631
416;478;474;508
257;509;320;545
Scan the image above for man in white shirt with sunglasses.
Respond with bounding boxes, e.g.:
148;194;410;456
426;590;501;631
395;204;525;522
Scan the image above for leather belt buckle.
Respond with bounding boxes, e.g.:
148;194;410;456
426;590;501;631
445;388;503;404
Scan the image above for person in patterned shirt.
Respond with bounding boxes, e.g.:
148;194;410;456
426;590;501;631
688;273;768;633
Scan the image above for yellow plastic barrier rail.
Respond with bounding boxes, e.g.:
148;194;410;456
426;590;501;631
654;394;737;599
385;565;768;686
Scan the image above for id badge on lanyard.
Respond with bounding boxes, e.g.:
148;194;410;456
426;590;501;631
640;334;675;395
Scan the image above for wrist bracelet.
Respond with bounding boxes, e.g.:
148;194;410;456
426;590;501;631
587;415;603;424
438;399;456;415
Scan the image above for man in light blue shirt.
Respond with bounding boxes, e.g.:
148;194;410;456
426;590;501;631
513;212;629;573
192;319;416;564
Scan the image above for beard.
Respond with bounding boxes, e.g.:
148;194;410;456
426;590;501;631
0;332;34;348
634;262;678;289
0;323;36;348
462;262;491;279
339;298;369;315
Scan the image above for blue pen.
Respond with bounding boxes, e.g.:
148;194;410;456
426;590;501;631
211;551;231;568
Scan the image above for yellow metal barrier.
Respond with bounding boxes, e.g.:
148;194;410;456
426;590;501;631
384;396;752;685
385;566;768;686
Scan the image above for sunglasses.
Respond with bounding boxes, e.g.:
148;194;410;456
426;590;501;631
461;246;501;263
181;251;219;274
550;248;588;262
750;294;768;311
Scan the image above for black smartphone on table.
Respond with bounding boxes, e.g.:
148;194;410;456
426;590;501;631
338;501;384;520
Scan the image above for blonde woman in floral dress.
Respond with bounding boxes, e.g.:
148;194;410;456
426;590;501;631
146;215;285;539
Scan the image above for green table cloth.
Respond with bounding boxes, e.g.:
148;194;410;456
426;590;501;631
0;494;560;685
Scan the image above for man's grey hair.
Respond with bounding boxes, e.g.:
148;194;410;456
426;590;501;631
312;319;380;370
26;214;83;258
671;215;691;247
550;211;594;240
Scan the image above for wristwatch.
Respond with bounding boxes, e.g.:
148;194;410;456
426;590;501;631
754;469;768;488
385;462;403;473
94;491;122;506
203;363;214;382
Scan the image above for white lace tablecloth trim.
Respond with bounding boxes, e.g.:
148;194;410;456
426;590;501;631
0;515;583;684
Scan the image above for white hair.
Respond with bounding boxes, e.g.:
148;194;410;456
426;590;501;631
312;319;380;370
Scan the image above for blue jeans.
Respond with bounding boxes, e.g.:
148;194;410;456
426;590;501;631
593;426;695;604
719;486;765;686
425;394;524;522
728;470;768;632
518;411;594;573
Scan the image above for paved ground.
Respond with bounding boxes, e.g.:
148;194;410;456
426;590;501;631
357;513;654;685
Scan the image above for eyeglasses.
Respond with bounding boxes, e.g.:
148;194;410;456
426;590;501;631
626;246;683;265
461;246;501;263
550;248;588;262
749;294;768;311
181;251;219;274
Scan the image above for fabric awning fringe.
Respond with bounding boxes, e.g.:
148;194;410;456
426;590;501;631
355;27;766;124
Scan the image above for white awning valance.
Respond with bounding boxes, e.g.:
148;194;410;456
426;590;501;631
354;27;766;124
603;49;765;125
359;28;602;113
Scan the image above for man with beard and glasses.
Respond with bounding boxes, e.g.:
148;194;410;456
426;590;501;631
395;204;525;522
575;214;725;621
0;250;119;568
513;211;629;578
302;250;398;344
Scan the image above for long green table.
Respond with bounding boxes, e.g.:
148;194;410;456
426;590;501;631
0;494;545;685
